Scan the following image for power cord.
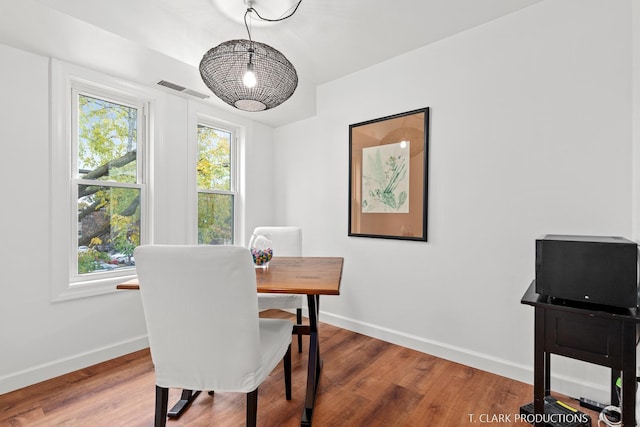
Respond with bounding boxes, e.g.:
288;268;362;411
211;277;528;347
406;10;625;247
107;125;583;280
597;382;622;427
597;405;621;427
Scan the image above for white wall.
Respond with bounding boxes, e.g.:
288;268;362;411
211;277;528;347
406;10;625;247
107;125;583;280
633;0;640;241
0;32;274;395
1;0;637;404
274;0;635;401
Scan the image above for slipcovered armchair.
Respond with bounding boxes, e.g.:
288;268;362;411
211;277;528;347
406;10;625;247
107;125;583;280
253;226;305;352
134;245;292;427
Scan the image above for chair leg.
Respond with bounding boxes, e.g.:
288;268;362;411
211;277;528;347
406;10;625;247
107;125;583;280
284;344;292;400
247;389;258;427
155;386;169;427
296;308;303;353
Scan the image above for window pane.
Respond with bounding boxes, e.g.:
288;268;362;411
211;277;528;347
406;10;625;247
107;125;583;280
77;185;141;274
198;193;233;245
78;94;137;183
197;125;231;191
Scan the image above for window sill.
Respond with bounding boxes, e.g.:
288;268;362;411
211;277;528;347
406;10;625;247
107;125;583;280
52;272;138;302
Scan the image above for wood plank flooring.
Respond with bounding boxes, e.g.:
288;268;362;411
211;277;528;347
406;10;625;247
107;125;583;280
0;311;599;426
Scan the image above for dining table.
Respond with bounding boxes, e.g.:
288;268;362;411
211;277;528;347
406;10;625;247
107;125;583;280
117;256;344;427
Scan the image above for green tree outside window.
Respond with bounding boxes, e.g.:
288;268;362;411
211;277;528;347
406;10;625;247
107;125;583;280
76;95;141;273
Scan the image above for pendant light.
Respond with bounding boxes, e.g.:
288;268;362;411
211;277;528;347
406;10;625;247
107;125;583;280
199;0;301;112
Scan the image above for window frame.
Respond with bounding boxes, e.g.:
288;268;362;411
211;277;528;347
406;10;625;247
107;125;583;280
187;101;246;247
195;119;239;245
50;59;156;301
71;87;146;281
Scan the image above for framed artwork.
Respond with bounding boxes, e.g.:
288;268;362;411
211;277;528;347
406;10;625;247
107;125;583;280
348;107;429;241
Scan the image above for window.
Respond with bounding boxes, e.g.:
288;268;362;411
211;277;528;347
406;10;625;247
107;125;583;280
51;60;154;300
73;92;144;275
196;123;236;245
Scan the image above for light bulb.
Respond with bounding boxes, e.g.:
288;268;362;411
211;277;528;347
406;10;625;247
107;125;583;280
243;63;256;88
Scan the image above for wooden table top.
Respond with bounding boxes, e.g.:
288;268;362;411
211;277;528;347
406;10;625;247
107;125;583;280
117;256;343;296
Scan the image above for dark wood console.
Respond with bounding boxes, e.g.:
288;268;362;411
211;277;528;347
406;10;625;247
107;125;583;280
521;281;640;426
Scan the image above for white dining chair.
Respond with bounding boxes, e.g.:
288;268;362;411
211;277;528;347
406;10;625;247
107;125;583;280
134;245;292;427
253;226;305;352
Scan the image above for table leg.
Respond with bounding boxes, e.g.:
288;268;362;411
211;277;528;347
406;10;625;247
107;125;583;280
533;308;546;427
621;322;636;427
301;294;322;427
167;389;201;418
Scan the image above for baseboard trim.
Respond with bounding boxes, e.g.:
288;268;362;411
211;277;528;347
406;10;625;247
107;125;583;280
318;310;610;403
2;312;612;402
0;335;149;395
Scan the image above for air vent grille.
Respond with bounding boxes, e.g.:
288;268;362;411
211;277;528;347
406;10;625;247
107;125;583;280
157;80;185;91
157;80;209;99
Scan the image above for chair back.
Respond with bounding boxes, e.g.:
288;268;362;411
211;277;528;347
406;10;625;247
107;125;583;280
134;245;261;392
252;226;302;257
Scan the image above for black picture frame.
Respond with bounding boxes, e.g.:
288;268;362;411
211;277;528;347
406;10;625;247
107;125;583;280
348;107;429;241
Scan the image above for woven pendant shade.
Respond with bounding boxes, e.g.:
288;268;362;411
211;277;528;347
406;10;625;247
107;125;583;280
199;39;298;112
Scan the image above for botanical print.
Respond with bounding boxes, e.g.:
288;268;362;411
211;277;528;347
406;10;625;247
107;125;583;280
362;141;410;213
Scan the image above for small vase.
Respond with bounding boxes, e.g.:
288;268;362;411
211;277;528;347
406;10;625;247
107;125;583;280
249;233;273;269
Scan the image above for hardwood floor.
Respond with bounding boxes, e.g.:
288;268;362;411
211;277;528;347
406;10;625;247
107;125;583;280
0;311;598;426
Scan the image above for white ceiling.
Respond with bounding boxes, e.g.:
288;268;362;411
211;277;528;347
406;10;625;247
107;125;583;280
32;0;543;127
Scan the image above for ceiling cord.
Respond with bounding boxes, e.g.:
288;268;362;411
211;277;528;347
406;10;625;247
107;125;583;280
244;1;303;44
249;0;302;22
